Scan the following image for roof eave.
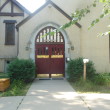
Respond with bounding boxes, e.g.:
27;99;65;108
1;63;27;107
16;0;81;28
12;0;31;14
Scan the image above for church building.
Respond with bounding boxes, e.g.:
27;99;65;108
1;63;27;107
0;0;110;78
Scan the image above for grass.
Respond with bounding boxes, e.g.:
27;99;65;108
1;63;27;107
70;79;110;93
0;80;32;97
0;73;33;97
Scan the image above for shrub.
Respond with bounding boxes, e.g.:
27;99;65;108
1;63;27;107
86;61;96;79
67;57;96;81
0;73;9;78
7;59;35;82
93;73;110;85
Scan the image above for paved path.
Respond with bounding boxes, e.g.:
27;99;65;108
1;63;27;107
0;96;24;110
79;93;110;110
0;79;110;110
18;79;89;110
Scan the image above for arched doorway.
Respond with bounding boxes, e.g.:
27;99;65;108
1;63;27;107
35;26;65;78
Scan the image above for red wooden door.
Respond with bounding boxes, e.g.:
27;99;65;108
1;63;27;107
50;44;65;74
36;44;50;74
35;26;65;78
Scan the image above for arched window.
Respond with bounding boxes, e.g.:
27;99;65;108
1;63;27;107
36;26;64;44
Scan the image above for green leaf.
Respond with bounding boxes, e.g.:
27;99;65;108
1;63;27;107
104;9;109;14
86;9;90;13
100;14;104;18
93;3;96;7
99;0;107;3
91;20;95;26
95;19;99;23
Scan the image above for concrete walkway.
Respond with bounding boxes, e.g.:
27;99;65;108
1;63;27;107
0;79;110;110
79;93;110;110
17;79;89;110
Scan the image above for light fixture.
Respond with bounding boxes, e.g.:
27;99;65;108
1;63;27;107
66;57;71;62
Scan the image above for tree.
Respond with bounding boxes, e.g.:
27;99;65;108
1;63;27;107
46;0;109;37
59;0;110;36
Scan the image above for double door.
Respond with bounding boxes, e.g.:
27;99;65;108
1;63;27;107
35;44;65;77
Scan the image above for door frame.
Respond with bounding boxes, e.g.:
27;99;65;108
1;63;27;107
35;43;65;78
29;22;71;78
35;26;65;78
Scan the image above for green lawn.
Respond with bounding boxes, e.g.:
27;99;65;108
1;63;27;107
70;80;110;93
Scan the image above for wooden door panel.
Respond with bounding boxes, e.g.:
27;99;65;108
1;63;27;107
35;26;65;77
35;44;50;74
36;59;50;74
50;44;64;74
50;59;64;74
35;44;65;76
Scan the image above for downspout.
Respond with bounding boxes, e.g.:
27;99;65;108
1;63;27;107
0;1;1;7
16;27;19;57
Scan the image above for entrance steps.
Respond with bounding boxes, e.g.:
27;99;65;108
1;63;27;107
37;77;66;80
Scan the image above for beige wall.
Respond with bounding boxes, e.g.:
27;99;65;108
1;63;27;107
1;0;110;73
0;16;24;58
0;59;4;72
51;0;110;72
18;5;81;60
0;0;29;72
18;1;110;73
51;0;93;15
79;4;110;72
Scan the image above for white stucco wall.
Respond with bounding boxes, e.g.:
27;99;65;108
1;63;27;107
0;0;29;72
0;59;4;72
79;4;110;72
18;4;81;77
0;7;28;58
51;0;93;15
1;0;109;73
18;1;110;73
51;0;110;72
18;5;81;61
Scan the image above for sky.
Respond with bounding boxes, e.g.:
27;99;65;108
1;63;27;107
17;0;46;12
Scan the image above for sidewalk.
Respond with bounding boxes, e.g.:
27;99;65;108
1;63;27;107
79;93;110;110
18;79;89;110
0;79;110;110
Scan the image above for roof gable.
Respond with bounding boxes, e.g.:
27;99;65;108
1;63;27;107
0;0;31;16
16;0;81;28
12;0;31;14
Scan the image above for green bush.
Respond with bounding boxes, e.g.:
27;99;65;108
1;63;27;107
7;59;35;82
67;57;96;81
0;73;9;78
93;73;110;85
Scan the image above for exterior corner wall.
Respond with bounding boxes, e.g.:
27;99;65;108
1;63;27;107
80;4;110;73
0;59;4;73
0;2;29;72
18;5;81;77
